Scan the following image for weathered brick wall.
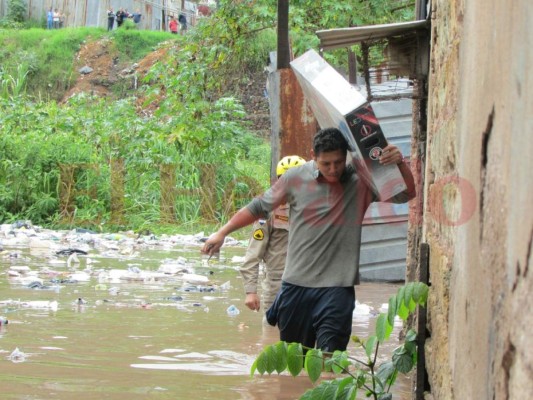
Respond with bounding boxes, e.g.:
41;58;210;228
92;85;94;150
423;0;532;398
423;1;464;398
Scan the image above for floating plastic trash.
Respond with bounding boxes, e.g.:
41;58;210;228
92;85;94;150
69;272;90;282
8;347;26;363
8;266;31;273
226;305;240;316
74;298;87;305
181;273;209;284
26;281;57;290
56;248;88;256
9;276;44;286
128;266;141;274
165;296;183;302
0;316;8;325
25;300;59;311
180;285;215;293
66;253;80;268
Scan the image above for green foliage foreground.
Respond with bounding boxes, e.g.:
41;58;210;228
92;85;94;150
0;91;269;232
252;282;429;400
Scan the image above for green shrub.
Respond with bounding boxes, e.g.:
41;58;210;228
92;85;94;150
252;282;429;400
6;0;26;23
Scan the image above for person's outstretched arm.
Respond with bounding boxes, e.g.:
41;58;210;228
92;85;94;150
201;207;257;256
202;173;288;255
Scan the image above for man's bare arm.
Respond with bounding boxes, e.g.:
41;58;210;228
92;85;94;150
201;208;257;255
380;144;416;199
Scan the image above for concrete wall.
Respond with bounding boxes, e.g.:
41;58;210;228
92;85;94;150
423;0;532;398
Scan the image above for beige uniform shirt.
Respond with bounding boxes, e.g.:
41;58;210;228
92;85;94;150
240;204;289;310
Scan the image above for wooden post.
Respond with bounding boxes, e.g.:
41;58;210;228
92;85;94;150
160;163;176;223
415;242;431;399
348;49;357;84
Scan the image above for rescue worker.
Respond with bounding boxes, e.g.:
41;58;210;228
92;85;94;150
240;155;306;314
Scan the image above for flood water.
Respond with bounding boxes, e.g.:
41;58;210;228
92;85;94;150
0;227;412;399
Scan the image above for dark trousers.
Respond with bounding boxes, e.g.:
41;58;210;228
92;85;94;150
267;282;355;351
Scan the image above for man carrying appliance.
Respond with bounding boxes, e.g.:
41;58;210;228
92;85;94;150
202;127;415;352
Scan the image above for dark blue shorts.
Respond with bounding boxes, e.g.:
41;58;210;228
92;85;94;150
266;282;355;351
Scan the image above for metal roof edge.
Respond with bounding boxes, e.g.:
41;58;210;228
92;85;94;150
317;19;429;51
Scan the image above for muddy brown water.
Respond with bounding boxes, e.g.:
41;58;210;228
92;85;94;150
0;234;411;399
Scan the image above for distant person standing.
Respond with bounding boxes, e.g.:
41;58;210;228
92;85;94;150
53;9;60;29
107;8;115;31
178;13;187;35
46;7;53;29
131;10;142;28
116;8;126;28
169;16;178;34
58;10;65;28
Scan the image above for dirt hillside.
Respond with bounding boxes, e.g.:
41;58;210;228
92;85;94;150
63;39;271;136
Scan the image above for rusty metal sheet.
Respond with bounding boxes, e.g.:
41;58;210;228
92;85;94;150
317;19;429;51
279;68;317;161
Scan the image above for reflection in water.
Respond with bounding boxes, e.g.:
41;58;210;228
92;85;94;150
0;230;411;399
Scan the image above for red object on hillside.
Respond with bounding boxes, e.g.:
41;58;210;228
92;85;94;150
169;18;178;33
198;4;212;16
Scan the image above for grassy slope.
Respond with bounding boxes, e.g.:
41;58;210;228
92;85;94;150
0;27;271;235
0;27;178;101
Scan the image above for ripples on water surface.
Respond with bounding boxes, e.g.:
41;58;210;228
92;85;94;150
0;227;411;399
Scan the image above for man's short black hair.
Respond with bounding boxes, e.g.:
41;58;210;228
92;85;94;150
313;128;349;156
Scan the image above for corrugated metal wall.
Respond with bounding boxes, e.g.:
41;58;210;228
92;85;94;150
0;0;198;31
360;81;413;281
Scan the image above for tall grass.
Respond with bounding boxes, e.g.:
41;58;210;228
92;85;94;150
113;28;177;61
0;27;177;101
0;64;28;98
0;28;105;100
0;89;270;232
0;25;272;233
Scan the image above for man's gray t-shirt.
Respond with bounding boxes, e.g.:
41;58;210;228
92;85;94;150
246;160;409;288
246;161;371;287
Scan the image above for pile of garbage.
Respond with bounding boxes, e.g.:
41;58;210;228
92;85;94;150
0;220;247;314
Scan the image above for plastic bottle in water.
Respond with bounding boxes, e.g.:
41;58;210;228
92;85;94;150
0;316;8;326
226;305;240;316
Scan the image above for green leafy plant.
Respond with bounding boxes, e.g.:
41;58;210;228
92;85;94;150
251;282;429;400
6;0;26;23
0;65;29;98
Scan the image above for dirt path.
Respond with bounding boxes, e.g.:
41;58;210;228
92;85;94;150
62;38;270;136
